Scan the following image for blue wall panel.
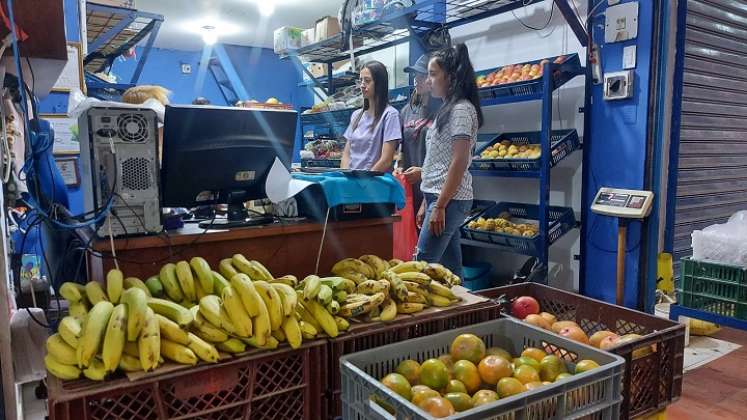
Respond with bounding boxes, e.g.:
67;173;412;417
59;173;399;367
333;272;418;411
64;0;80;42
110;47;225;105
582;0;654;308
222;45;313;161
222;45;314;108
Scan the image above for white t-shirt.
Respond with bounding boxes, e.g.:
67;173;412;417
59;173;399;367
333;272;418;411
420;100;478;201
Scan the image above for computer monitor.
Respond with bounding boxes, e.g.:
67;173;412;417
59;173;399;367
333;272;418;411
161;105;297;228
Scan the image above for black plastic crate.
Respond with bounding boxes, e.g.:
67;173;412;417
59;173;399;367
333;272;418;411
471;129;580;172
476;53;583;100
461;202;576;257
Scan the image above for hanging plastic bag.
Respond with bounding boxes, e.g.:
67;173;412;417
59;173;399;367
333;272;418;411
392;173;418;261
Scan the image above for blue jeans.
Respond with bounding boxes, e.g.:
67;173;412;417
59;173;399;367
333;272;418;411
415;193;472;279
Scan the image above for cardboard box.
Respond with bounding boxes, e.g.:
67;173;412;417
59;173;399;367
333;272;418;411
302;28;316;47
273;26;304;54
314;16;341;43
303;60;352;80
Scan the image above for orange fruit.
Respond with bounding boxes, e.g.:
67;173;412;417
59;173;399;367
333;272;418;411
525;381;544;390
539;355;567;382
471;389;499;407
453;360;481;394
478;355;513;385
486;347;513;361
513;365;540;384
411;387;440;406
381;373;412;401
616;334;654;358
589;331;617;348
574;359;600;374
497;377;526;398
450;334;486;364
539;311;556;325
521;347;546;363
417;396;455;418
555;372;573;381
558;326;589;344
551;320;580;333
513;356;540;372
445;379;467;394
437;354;455;378
419;359;449;390
395;359;421;385
599;334;621;351
443;392;473;412
524;314;551;330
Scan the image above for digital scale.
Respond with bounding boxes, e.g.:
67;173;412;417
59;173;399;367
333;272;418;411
591;187;654;306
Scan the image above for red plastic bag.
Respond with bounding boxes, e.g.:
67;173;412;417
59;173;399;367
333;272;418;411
393;173;418;261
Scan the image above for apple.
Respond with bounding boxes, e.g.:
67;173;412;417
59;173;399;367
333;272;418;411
511;296;540;320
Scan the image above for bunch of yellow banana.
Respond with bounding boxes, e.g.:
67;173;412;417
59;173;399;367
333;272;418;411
325;256;464;320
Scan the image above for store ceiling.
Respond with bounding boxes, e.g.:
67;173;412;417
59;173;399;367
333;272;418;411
132;0;341;50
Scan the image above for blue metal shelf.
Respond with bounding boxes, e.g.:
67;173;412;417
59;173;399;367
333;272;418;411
670;304;747;332
285;0;542;64
471;129;581;178
461;202;577;257
84;2;163;100
298;71;359;90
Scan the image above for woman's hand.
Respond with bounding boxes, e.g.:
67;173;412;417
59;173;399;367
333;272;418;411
416;201;426;229
403;167;422;184
429;206;446;236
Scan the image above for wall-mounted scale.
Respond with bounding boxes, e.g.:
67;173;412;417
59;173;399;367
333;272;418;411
591;187;654;305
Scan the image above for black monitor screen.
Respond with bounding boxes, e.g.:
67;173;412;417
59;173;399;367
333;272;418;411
161;105;297;208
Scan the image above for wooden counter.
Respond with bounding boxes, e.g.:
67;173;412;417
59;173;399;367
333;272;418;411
88;217;398;280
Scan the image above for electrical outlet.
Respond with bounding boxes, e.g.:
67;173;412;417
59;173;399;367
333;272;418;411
181;63;192;74
604;70;634;101
604;2;639;43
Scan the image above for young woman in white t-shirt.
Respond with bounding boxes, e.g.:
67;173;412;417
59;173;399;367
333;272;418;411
414;44;484;279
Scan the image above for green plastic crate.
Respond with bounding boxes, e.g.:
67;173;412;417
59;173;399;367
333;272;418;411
677;257;747;320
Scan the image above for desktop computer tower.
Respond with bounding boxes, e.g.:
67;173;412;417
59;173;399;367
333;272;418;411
78;106;162;237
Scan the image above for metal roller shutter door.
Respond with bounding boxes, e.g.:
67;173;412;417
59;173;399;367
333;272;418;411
674;0;747;266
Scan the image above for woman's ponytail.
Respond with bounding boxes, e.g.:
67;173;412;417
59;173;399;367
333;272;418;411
432;43;484;130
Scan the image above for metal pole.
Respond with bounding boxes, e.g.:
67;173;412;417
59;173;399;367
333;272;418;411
617;219;628;305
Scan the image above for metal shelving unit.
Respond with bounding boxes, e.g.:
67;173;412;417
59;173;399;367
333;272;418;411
460;55;584;276
284;1;586;277
84;2;163;100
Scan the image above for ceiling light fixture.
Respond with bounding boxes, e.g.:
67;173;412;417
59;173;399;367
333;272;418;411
201;25;218;45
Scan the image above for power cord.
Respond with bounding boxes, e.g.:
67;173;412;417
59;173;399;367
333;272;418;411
511;1;555;32
314;207;331;275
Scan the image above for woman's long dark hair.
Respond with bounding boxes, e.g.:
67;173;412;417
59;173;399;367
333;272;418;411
352;60;390;132
431;43;484;131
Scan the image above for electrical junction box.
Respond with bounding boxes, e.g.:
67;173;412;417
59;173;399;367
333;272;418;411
604;70;634;100
605;1;638;43
591;187;654;219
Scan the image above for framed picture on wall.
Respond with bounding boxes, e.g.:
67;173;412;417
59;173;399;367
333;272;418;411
52;42;85;93
42;115;80;155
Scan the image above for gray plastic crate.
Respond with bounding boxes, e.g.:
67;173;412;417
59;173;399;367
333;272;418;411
340;318;624;419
